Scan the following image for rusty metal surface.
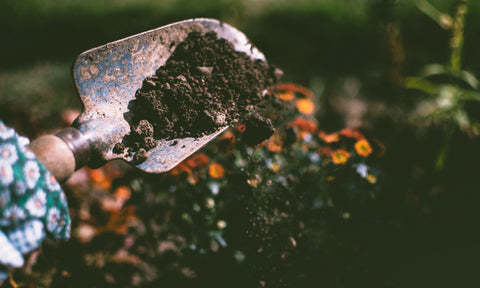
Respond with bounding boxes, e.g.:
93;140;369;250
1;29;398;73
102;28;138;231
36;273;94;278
55;127;90;170
72;18;265;173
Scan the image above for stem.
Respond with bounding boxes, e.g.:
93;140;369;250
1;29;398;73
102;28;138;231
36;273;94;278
449;0;468;73
415;0;452;29
435;127;454;170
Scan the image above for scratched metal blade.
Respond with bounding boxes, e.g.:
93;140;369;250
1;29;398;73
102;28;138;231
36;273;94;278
72;18;265;173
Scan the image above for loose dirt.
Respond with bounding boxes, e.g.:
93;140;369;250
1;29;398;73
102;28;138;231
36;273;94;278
114;31;280;158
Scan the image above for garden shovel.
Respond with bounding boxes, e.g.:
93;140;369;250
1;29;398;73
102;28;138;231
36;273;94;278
27;18;265;183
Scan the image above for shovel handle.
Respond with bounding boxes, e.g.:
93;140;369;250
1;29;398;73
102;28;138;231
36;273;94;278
27;128;90;183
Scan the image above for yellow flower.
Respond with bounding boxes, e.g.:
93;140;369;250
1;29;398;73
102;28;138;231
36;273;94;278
247;175;261;187
355;139;372;157
326;175;336;181
270;163;280;172
331;150;350;165
366;174;377;184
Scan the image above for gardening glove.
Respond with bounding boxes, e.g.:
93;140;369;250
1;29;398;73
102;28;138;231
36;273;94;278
0;120;71;283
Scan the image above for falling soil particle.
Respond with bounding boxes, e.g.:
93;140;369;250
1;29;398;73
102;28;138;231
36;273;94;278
241;112;275;146
115;31;281;158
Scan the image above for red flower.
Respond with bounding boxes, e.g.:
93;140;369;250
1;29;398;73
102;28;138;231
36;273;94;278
339;128;364;140
219;131;236;144
236;124;246;133
291;118;317;133
185;153;210;168
318;146;333;156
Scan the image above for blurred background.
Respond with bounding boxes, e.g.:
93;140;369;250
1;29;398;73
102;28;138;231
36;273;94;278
2;0;480;287
3;0;480;131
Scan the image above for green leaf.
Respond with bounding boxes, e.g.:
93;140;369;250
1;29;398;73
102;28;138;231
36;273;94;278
404;77;438;94
458;91;480;101
459;70;480;89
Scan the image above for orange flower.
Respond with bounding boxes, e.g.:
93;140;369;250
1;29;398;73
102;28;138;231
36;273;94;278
318;146;333;156
296;98;315;115
219;131;236;144
101;186;131;212
339;128;364;140
102;206;137;235
170;163;192;176
267;133;283;152
114;186;131;201
354;139;372;157
87;168;112;190
209;163;225;179
186;153;210;168
276;83;315;99
217;131;237;152
278;91;295;101
318;131;340;143
188;174;199;184
291;118;317;133
331;150;350;165
277;83;317;115
87;168;105;183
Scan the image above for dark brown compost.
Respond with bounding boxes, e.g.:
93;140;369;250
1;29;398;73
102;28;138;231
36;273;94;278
115;31;280;156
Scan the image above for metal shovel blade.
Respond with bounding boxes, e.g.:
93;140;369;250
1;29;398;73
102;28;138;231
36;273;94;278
72;18;265;173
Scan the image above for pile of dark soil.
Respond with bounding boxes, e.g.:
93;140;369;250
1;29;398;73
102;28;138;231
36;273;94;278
114;31;280;157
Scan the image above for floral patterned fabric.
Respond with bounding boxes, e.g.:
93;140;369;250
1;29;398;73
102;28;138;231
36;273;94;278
0;121;70;282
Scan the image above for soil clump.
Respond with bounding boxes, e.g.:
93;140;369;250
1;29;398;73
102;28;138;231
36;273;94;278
242;112;275;146
115;31;280;158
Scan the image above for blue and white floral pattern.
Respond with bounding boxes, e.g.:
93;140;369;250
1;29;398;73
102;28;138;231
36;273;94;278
26;189;47;217
0;123;15;140
46;207;62;234
0;188;10;209
45;169;61;192
0;162;14;186
0;143;18;165
13;180;27;196
3;205;26;222
0;120;71;283
23;160;40;189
